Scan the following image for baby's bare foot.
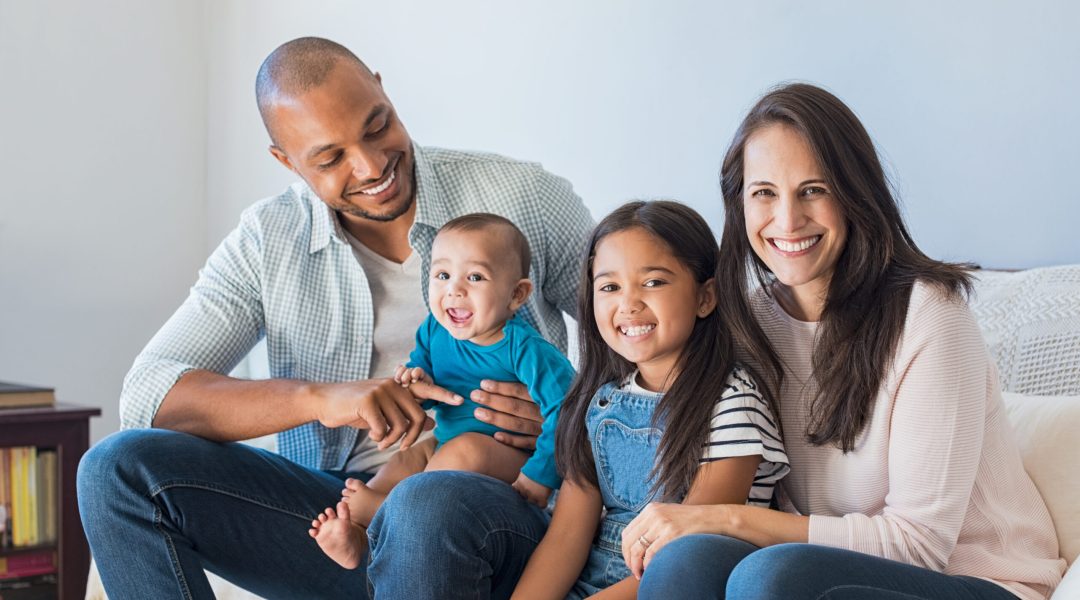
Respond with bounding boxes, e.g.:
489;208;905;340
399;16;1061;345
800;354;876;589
308;501;367;570
340;480;386;527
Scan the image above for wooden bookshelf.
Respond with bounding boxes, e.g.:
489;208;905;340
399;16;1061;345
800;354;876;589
1;403;100;600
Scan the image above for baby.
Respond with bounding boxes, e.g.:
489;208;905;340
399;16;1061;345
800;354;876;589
309;213;575;569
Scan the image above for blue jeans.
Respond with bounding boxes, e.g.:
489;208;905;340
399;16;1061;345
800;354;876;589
78;429;548;599
638;536;1019;600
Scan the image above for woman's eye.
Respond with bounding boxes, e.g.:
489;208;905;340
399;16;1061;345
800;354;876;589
750;188;774;198
802;186;827;197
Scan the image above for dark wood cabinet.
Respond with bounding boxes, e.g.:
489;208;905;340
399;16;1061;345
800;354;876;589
1;403;100;600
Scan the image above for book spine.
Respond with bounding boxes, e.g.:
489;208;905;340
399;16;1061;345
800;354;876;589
0;549;57;580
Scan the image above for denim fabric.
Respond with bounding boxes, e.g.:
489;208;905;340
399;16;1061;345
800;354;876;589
638;537;1019;600
79;430;550;599
566;382;665;598
78;429;370;599
366;471;549;600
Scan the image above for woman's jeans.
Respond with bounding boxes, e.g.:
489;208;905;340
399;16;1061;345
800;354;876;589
77;429;547;599
637;534;1019;600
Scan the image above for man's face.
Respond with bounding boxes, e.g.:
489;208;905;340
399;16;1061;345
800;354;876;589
266;62;415;224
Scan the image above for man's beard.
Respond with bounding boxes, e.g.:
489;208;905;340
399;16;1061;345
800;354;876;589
339;194;414;223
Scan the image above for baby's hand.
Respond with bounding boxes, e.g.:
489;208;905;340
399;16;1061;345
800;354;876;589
511;473;551;507
393;365;428;387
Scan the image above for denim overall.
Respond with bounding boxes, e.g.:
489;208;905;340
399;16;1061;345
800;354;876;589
567;381;666;599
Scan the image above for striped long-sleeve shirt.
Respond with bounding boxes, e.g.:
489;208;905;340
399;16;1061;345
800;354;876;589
752;282;1066;600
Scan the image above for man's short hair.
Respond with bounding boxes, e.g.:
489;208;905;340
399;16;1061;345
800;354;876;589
438;214;532;279
255;37;374;143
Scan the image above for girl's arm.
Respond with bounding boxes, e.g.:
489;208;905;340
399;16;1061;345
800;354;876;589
620;454;764;580
511;479;603;600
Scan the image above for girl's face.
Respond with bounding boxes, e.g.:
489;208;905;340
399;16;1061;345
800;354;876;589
591;227;716;392
743;124;847;321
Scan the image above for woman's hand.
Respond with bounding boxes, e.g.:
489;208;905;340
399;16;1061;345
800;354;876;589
470;380;543;450
621;502;727;579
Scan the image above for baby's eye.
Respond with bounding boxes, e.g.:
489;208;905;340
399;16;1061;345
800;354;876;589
467;273;484;282
434;272;450;280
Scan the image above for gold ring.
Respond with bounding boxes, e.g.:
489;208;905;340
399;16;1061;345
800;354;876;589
638;534;651;548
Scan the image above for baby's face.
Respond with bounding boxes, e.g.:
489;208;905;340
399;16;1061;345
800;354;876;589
428;228;529;345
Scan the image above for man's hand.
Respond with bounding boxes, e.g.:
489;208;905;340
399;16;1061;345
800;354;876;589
511;472;551;507
311;378;462;451
470;380;543;450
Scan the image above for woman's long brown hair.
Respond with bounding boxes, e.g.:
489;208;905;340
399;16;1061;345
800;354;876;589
718;83;973;451
555;200;779;500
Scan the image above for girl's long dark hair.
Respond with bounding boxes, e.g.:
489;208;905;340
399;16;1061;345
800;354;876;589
555;200;780;500
718;83;973;451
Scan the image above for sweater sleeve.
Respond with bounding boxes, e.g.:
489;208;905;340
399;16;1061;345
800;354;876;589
514;337;576;488
808;290;989;571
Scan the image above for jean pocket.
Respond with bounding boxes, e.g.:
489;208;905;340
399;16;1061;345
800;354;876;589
594;419;661;511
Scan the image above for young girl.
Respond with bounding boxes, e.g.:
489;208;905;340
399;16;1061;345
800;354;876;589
512;200;790;599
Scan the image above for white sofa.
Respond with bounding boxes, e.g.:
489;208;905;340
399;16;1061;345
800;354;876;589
86;266;1080;599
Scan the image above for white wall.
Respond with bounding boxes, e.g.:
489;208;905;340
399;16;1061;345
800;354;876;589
205;0;1080;269
0;0;207;441
4;1;1078;442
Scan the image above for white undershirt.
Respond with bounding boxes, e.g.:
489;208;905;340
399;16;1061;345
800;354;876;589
341;229;431;474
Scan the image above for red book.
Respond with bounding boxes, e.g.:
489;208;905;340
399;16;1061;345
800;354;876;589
0;550;57;580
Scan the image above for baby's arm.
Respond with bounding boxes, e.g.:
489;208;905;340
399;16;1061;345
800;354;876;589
513;339;576;501
511;472;550;507
511;479;603;600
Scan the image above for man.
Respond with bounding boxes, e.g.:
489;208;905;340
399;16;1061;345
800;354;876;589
78;37;593;599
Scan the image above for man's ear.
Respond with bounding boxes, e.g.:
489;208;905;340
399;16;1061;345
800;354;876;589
697;278;718;318
509;279;534;311
268;145;298;174
374;71;383;86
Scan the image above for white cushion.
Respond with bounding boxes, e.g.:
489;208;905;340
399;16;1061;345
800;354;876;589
1002;392;1080;565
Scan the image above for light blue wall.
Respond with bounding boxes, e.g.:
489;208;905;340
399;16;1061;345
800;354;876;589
207;0;1080;269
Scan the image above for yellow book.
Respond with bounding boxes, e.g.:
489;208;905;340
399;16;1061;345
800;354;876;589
26;446;38;546
12;447;26;547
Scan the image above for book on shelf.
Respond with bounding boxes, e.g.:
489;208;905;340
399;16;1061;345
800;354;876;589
0;572;58;600
0;447;56;551
0;548;57;580
0;383;55;409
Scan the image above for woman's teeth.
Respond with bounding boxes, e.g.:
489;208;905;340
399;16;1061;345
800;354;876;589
773;236;821;252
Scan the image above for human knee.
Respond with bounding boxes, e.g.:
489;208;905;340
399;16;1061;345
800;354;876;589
370;471;489;549
727;544;818;599
426;432;492;472
639;535;748;600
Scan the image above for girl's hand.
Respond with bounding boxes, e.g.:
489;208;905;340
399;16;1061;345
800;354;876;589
621;502;724;579
511;472;551;507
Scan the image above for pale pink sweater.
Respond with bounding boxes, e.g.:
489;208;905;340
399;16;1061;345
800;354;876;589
751;282;1066;600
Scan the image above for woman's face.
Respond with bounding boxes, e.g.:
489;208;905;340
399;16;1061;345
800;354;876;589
742;124;847;319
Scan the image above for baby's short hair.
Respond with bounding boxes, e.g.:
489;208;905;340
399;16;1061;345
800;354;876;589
438;213;531;279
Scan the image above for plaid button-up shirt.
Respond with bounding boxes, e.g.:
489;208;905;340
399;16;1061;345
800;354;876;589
120;145;594;469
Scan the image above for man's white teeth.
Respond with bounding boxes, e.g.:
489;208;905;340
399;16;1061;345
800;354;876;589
774;236;821;252
360;169;396;195
620;324;655;337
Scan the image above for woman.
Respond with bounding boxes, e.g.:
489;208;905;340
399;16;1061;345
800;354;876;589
624;83;1066;599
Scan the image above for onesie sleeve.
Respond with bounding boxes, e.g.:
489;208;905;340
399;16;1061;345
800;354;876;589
513;336;576;488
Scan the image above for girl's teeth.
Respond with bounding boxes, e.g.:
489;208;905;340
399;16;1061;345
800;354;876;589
360;169;396;195
774;236;821;252
621;324;655;337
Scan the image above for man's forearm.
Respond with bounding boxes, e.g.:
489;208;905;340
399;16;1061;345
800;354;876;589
152;370;321;441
